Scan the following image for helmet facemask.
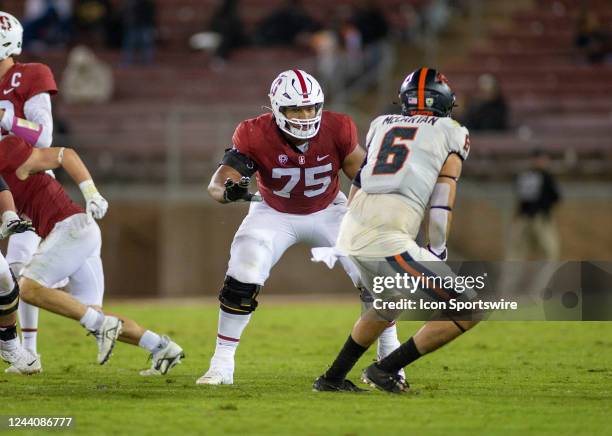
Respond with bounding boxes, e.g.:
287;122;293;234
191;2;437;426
277;103;323;140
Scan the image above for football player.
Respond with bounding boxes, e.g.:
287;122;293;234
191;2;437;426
0;135;185;375
0;178;39;373
0;11;61;359
312;68;480;393
196;69;401;385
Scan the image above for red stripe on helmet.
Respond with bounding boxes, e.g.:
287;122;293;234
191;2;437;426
293;69;308;97
418;67;428;110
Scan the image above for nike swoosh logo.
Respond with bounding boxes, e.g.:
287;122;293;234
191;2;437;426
27;360;37;366
316;155;329;161
3;88;14;95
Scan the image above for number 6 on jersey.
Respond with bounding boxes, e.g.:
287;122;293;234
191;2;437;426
372;127;418;175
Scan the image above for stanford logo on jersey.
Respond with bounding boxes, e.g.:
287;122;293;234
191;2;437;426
299;156;306;165
0;16;11;31
278;154;288;165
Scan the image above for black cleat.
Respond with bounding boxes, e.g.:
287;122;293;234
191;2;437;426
312;375;367;392
361;364;410;394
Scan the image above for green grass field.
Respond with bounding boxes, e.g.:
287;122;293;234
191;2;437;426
3;301;612;435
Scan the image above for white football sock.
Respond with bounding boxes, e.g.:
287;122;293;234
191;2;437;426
377;323;401;359
18;302;39;353
138;330;163;353
0;337;20;351
212;310;251;365
0;324;19;351
79;307;104;332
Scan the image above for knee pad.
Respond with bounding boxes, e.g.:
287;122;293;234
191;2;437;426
219;276;260;314
0;281;19;316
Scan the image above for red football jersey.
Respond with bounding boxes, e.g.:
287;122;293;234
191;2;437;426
0;136;83;238
0;62;58;137
232;111;358;214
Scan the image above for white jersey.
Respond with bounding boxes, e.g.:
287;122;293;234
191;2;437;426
360;114;470;218
336;114;469;257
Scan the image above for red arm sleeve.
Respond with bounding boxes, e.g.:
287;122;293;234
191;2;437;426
231;121;255;160
0;137;34;173
24;64;58;98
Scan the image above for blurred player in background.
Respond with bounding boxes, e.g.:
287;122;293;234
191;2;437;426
312;68;479;393
197;69;401;385
0;135;184;375
508;148;561;261
0;11;60;359
0;178;39;374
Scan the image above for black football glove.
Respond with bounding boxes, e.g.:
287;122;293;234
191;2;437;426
223;177;257;202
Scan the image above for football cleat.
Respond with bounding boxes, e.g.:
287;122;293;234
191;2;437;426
140;336;184;376
312;375;367;392
196;367;234;385
377;354;406;384
88;316;123;365
361;364;410;394
5;352;42;374
1;347;41;375
139;367;161;376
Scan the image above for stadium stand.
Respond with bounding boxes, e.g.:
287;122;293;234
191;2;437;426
446;0;612;177
2;0;610;183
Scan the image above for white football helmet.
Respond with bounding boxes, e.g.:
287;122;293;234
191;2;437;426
269;69;324;140
0;11;22;60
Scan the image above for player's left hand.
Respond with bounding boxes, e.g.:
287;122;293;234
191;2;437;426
427;244;448;261
223;176;259;202
0;211;35;239
86;193;109;219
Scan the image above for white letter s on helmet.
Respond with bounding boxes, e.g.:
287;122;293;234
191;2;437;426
269;69;324;140
0;11;22;61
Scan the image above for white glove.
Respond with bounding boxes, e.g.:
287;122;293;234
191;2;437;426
79;180;108;219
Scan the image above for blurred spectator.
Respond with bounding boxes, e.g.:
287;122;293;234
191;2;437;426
74;0;111;45
574;8;611;64
463;73;508;131
189;0;246;63
395;3;421;43
351;0;391;85
105;0;124;48
61;45;114;103
311;6;362;95
22;0;74;50
507;149;561;260
121;0;156;65
352;0;388;46
422;0;451;35
253;0;319;46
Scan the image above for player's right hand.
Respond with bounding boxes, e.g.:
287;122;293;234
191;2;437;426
0;211;35;239
223;177;257;202
86;193;109;219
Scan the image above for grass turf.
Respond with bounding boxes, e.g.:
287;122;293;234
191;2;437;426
2;301;612;435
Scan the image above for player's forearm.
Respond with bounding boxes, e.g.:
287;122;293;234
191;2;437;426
428;204;452;251
208;165;243;204
208;180;228;203
428;179;457;256
60;148;93;185
0;113;48;148
0;190;17;216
